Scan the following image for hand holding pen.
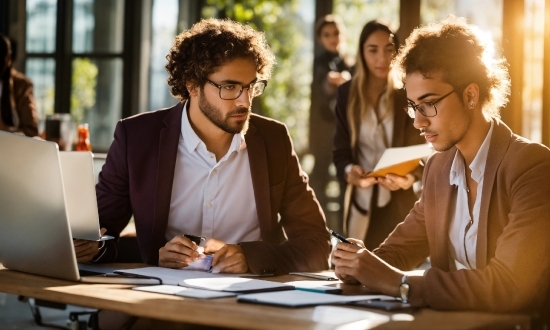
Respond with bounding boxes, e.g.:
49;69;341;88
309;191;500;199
329;230;363;248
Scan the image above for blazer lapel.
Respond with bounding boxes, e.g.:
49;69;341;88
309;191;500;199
148;103;184;264
476;119;512;268
432;150;456;271
244;123;273;241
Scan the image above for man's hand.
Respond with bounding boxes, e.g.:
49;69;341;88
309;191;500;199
159;235;200;268
73;228;107;262
377;173;415;191
332;241;402;295
346;165;378;188
210;243;249;274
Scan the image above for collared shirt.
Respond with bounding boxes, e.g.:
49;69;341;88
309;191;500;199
165;102;260;245
448;121;494;270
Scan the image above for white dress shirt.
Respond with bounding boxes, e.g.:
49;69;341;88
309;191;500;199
165;102;260;245
448;121;494;270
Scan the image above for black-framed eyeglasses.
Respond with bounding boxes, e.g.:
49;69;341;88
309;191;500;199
405;89;455;118
205;79;267;100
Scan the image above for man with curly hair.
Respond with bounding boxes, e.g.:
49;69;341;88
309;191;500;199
74;18;330;275
333;16;550;314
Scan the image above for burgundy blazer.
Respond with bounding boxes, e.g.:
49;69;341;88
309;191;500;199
95;102;331;274
374;119;550;313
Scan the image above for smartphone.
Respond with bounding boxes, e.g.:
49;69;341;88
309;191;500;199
349;299;412;311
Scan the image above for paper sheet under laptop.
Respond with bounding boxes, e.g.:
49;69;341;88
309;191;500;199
366;144;434;178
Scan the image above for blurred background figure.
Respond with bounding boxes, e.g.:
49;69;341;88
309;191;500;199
333;20;425;250
308;14;352;231
0;33;38;137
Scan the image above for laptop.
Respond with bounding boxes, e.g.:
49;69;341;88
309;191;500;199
0;131;157;284
59;151;112;241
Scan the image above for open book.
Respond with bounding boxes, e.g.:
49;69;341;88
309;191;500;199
366;144;434;178
116;267;293;293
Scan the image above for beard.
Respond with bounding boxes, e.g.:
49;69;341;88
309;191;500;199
198;89;251;135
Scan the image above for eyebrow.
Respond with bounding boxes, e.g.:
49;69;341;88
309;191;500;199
410;92;440;103
217;78;258;85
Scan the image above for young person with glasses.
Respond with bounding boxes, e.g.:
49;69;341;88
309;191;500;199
332;16;550;313
73;18;331;276
333;20;426;250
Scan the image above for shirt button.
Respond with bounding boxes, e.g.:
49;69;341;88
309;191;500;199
208;203;212;208
212;170;217;174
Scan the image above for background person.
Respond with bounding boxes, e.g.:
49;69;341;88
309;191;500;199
73;18;331;275
0;33;38;137
333;21;425;250
308;14;352;231
333;15;550;313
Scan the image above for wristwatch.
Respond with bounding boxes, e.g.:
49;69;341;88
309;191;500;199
400;275;410;303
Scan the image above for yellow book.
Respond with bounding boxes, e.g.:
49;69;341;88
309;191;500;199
366;144;434;178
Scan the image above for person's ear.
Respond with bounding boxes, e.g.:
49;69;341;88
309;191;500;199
463;83;479;109
187;83;198;97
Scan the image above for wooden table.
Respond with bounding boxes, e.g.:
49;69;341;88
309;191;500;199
0;265;530;329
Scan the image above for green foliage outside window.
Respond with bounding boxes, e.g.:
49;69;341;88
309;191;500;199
71;58;98;124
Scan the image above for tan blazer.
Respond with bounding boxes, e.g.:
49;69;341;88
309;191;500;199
0;69;38;137
375;119;550;313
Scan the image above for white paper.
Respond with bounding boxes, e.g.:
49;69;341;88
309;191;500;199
118;267;292;293
132;285;236;299
312;306;390;327
373;144;433;171
236;290;396;307
181;277;293;293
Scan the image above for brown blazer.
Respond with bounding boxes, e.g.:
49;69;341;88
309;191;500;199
0;69;38;137
375;119;550;313
96;102;331;274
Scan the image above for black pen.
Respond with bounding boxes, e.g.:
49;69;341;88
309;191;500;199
329;229;362;248
183;234;205;245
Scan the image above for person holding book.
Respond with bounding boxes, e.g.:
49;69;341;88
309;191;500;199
333;20;425;250
332;16;550;314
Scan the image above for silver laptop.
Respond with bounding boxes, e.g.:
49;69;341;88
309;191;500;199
0;131;156;284
59;151;112;241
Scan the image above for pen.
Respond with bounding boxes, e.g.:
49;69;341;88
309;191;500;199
289;272;339;281
183;234;205;245
329;229;362;248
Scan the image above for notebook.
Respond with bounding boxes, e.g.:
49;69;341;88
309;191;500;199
59;151;112;241
0;131;157;284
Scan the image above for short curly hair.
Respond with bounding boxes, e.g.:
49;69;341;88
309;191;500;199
393;15;510;118
166;18;276;102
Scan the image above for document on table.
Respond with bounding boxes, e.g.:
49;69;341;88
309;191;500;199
285;280;342;294
132;285;236;299
116;267;293;293
366;144;434;178
236;290;396;307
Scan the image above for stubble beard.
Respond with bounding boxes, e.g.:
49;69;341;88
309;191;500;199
198;90;251;135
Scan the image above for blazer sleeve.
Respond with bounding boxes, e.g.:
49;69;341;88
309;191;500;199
12;71;39;137
239;124;331;274
94;120;134;262
333;81;353;185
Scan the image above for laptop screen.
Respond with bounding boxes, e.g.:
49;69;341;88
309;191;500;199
0;131;80;281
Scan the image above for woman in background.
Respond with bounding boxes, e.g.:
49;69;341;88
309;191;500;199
333;21;425;250
309;14;352;228
0;34;38;137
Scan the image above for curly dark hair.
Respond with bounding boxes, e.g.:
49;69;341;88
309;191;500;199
165;18;276;102
393;15;510;118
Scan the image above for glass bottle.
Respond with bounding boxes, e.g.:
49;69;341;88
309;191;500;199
76;123;92;151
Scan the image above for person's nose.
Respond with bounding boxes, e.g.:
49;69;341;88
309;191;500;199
235;87;252;107
413;111;429;130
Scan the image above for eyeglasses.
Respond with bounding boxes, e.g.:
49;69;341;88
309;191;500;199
405;89;455;118
205;79;267;100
